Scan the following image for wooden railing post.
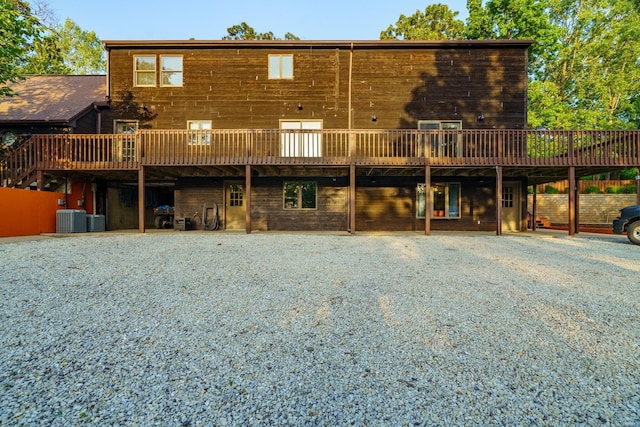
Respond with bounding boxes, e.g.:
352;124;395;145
568;166;576;236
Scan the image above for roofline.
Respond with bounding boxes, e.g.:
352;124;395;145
103;39;535;50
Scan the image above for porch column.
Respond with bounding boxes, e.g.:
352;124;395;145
349;164;356;234
138;165;145;233
245;164;252;234
568;166;577;236
425;166;431;236
36;170;44;191
496;166;503;236
531;185;537;231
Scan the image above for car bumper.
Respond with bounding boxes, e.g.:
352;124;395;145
613;218;627;234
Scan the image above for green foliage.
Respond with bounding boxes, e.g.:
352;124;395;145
222;22;298;40
620;168;639;180
583;185;601;194
380;4;465;40
544;185;560;194
622;184;639;194
0;0;44;96
55;18;105;74
604;186;618;194
20;32;69;74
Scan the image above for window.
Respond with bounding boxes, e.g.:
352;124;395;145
284;182;317;209
502;186;514;208
417;120;462;157
268;54;294;79
187;120;212;145
417;183;461;219
134;56;156;87
161;56;183;86
229;184;243;207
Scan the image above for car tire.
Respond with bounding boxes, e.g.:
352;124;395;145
627;220;640;245
154;215;164;229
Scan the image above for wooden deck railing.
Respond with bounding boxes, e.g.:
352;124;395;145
2;129;639;186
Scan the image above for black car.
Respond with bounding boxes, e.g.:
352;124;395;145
613;205;640;245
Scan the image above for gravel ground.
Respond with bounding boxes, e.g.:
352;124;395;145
0;231;639;426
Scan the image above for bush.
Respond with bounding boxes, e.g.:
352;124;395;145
583;185;601;194
621;184;638;194
605;186;621;194
544;185;560;194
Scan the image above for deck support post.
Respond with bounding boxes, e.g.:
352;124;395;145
349;164;356;235
531;184;537;231
36;170;44;191
245;164;252;234
568;166;577;236
138;165;145;233
496;166;503;236
425;166;431;236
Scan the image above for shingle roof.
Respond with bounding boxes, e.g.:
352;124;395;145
0;75;106;123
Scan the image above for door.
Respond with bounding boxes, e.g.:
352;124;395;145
114;120;138;162
501;182;521;232
280;120;322;157
225;182;246;230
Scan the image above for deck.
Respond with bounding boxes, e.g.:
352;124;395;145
2;129;639;187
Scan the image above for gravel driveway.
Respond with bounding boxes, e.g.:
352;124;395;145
1;231;639;426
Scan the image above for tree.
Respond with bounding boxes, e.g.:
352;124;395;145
20;32;69;74
0;0;43;96
222;22;299;40
55;18;105;74
380;4;465;40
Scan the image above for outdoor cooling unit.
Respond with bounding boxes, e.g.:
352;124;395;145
56;209;87;233
86;214;105;232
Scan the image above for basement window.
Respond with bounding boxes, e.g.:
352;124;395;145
417;183;461;219
268;54;293;79
284;181;317;209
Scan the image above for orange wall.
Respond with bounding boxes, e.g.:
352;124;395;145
0;181;94;237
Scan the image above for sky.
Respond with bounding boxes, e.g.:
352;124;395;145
43;0;469;41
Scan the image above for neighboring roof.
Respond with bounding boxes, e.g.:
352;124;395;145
103;39;535;50
0;75;106;124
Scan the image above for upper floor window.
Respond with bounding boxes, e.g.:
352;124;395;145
268;54;293;79
161;56;183;86
418;120;462;157
134;56;156;87
187;120;212;145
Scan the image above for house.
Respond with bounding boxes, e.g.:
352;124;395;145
1;40;638;234
0;75;107;144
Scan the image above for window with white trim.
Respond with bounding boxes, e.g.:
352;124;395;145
417;182;461;219
268;54;293;79
134;56;156;87
284;181;317;209
161;56;183;86
187;120;212;145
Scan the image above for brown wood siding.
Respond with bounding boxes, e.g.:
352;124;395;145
174;178;224;228
251;177;348;231
105;45;527;132
355;178;498;232
74;110;98;134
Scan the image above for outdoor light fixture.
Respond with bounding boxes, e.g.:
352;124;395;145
297;103;303;110
371;114;377;122
478;112;485;121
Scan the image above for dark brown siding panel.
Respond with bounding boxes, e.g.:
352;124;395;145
251;177;348;231
174;178;224;228
105;44;527;132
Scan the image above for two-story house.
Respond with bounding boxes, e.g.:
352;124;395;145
2;40;638;233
